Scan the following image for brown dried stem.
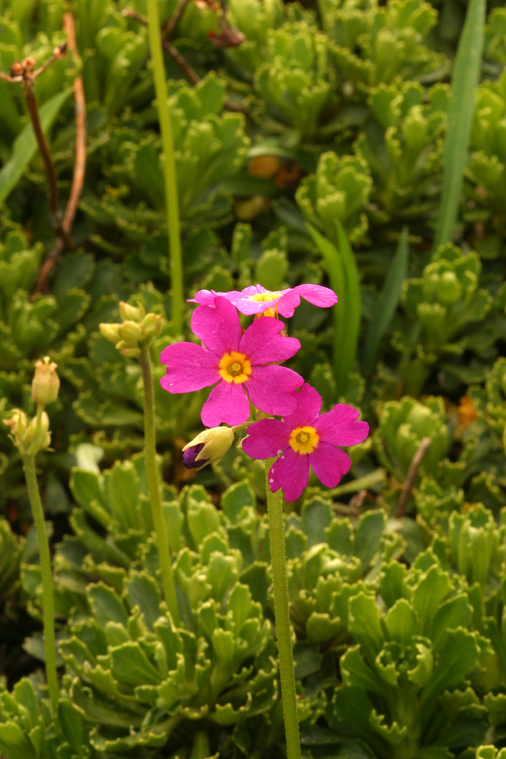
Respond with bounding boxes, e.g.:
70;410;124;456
396;437;432;518
32;14;87;296
162;0;191;39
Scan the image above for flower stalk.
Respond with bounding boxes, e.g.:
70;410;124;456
23;451;59;715
139;344;180;626
145;0;184;335
264;458;301;759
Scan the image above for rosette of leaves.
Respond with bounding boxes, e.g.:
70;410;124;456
296;151;372;244
60;486;277;755
225;0;285;74
83;74;249;240
252;22;336;140
396;243;495;395
465;71;506;239
325;548;491;759
357;82;448;223
320;0;445;99
373;395;456;484
0;678;97;759
283;497;404;645
470;357;506;450
484;8;506;66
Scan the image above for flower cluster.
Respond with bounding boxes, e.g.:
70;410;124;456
161;283;368;501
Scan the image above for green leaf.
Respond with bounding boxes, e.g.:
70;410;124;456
0;88;72;205
348;593;384;665
362;228;409;376
385;599;417;647
354;510;385;568
0;722;36;759
111;642;162;686
433;0;485;249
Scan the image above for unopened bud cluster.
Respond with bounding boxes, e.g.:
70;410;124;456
99;302;163;357
4;357;60;456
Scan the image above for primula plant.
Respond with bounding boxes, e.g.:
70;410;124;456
159;283;369;758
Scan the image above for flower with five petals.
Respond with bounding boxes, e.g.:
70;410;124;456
160;297;303;427
242;383;369;501
190;283;337;318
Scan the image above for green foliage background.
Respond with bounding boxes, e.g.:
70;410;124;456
1;0;506;758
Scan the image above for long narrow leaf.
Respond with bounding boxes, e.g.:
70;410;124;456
362;227;409;377
306;224;347;391
0;88;72;206
336;221;361;394
432;0;485;251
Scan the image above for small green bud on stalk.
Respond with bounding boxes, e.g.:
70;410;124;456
119;301;145;322
183;426;235;469
4;410;29;453
141;312;163;340
99;323;121;343
32;356;60;407
119;321;143;343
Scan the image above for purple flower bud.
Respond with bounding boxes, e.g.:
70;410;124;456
182;443;209;469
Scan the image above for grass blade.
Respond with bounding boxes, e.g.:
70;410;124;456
432;0;485;251
362;227;409;377
306;223;361;396
0;88;72;206
336;221;361;394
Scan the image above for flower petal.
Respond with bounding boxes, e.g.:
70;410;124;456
201;380;250;427
293;284;337;308
240;317;301;364
242;419;291;460
275;291;301;318
309;442;351;488
315;404;369;446
160;343;219;393
191;296;242;355
269;448;309;502
283;383;323;428
246;365;303;416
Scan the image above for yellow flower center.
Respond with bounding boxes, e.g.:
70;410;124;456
218;351;252;384
248;291;282;303
289;426;319;455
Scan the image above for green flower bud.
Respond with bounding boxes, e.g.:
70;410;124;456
119;301;145;323
182;426;235;469
119;321;143;343
26;411;51;455
141;313;163;340
31;356;60;407
116;341;141;358
99;323;121;343
4;410;29;453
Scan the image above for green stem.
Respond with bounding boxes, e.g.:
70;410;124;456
23;454;59;715
139;346;180;626
145;0;183;335
265;459;301;759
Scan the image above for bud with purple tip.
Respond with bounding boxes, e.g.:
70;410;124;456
182;426;235;470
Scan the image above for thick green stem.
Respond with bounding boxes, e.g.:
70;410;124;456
139;346;180;626
145;0;184;335
265;459;301;759
23;454;59;715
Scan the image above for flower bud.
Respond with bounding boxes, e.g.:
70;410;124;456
26;411;51;455
119;301;144;323
4;410;29;453
182;426;235;469
99;323;121;343
31;357;60;407
141;313;163;340
116;341;141;358
119;321;143;343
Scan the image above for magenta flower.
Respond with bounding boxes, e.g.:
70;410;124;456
190;283;337;318
160;296;303;427
242;384;369;502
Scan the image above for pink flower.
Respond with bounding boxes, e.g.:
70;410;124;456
242;384;369;502
160;296;303;427
190;283;337;318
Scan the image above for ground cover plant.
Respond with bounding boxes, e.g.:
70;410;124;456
1;0;506;758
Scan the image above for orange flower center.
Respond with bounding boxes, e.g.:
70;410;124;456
218;351;252;384
289;426;319;454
